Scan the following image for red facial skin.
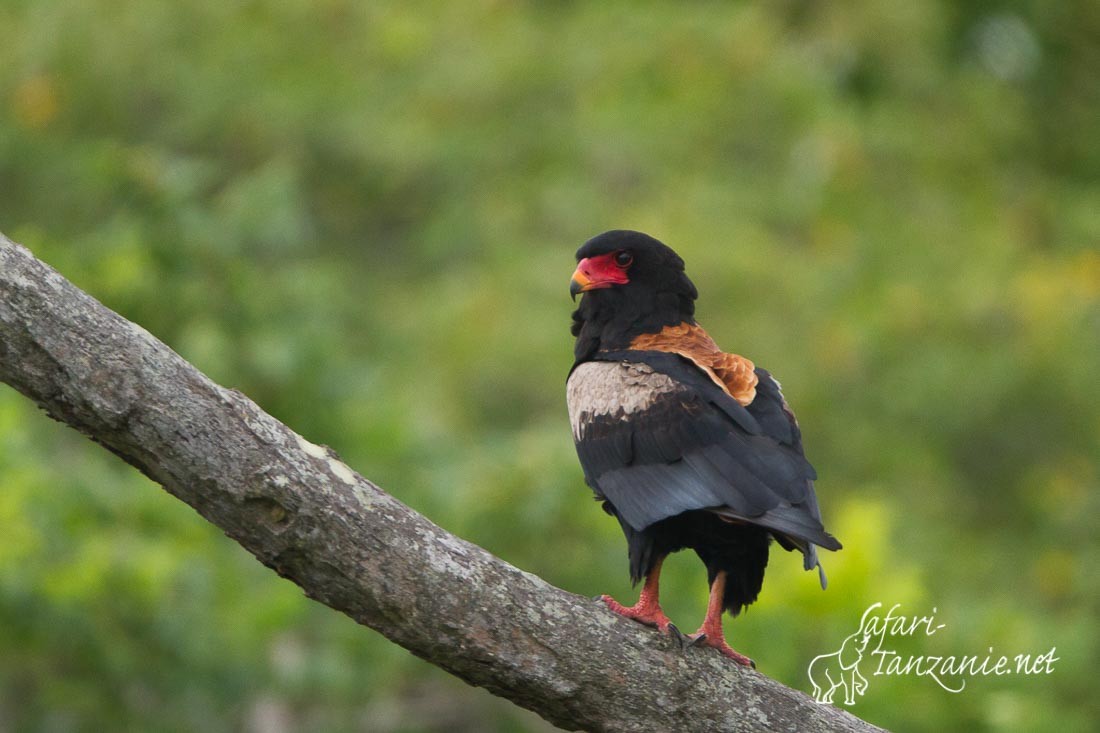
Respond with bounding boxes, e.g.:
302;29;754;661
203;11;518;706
571;252;631;292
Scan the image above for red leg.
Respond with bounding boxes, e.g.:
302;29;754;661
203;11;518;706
601;557;672;632
688;571;754;667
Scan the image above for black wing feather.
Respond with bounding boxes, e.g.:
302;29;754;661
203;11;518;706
569;351;840;586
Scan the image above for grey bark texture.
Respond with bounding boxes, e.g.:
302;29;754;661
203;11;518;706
0;233;885;733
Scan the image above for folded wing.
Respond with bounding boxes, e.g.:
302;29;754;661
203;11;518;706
567;350;840;586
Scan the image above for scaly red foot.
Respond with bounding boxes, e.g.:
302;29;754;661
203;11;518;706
685;630;755;668
599;557;672;632
685;570;756;668
601;594;672;632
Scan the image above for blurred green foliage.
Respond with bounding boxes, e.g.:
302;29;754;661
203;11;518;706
2;1;1098;731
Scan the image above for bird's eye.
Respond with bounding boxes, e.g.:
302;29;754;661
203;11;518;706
614;251;633;268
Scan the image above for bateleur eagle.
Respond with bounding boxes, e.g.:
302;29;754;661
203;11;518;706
566;230;841;667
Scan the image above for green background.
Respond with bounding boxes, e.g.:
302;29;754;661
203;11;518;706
1;1;1098;731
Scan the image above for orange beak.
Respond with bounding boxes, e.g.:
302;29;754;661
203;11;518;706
569;264;595;300
570;254;631;300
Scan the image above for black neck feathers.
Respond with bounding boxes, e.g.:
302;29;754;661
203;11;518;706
571;280;696;362
569;230;699;363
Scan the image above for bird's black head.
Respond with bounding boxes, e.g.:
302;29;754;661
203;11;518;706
569;230;698;361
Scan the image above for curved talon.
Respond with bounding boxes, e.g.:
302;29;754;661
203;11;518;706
686;571;756;668
683;632;707;648
686;631;754;667
668;623;688;649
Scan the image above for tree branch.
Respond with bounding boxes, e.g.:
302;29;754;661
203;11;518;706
0;233;884;733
